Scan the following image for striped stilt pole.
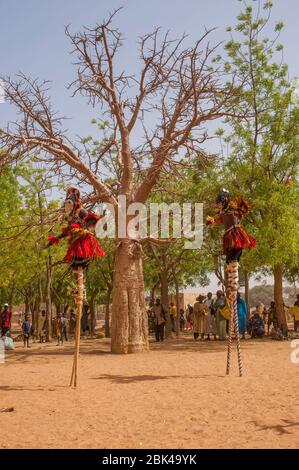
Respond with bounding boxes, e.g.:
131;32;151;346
70;266;84;388
233;305;244;377
226;260;244;376
226;300;234;375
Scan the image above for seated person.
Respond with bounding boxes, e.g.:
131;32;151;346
247;310;265;338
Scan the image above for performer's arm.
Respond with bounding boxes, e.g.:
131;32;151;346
83;211;102;228
47;227;68;247
206;215;223;226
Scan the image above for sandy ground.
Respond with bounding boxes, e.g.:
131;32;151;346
0;334;298;449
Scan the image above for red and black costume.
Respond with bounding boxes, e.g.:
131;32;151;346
48;187;105;268
207;189;256;263
0;306;12;336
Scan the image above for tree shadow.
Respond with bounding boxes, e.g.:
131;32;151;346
149;336;266;353
91;373;226;384
4;343;110;364
4;335;272;367
0;384;67;392
250;419;299;435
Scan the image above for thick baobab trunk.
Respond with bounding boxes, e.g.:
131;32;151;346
111;240;148;354
274;265;287;329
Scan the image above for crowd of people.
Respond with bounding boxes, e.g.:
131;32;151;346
1;292;298;349
0;304;93;349
147;292;298;342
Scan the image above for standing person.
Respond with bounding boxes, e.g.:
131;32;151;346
147;308;155;334
152;298;166;342
261;305;268;328
55;313;63;346
214;290;227;341
267;301;277;335
81;304;90;337
22;315;32;348
38;310;47;343
69;309;76;337
179;308;185;332
169;302;177;333
186;304;193;331
61;312;69;342
237;292;247;339
193;295;208;341
18;312;24;327
293;294;299;333
0;304;12;336
204;292;217;340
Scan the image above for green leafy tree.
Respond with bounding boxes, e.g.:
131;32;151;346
218;0;299;327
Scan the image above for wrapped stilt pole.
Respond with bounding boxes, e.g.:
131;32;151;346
233;303;244;377
70;266;84;387
226;299;234;375
226;261;244;376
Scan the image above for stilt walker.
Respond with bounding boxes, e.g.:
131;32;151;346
47;188;104;387
207;189;256;376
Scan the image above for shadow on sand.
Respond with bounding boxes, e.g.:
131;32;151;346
250;419;299;435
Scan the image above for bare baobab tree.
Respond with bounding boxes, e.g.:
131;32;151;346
0;9;243;354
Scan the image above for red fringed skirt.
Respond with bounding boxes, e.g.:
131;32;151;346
223;226;256;252
65;233;105;263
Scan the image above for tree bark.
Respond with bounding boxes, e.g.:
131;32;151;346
8;283;14;311
273;265;287;328
174;275;180;337
30;303;35;333
24;298;30;315
160;268;171;337
111;240;148;354
45;254;52;341
150;284;157;306
32;297;40;340
105;289;111;338
89;298;96;336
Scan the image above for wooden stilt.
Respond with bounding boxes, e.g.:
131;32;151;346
69;266;84;388
226;303;234;375
233;306;244;376
226;261;244;377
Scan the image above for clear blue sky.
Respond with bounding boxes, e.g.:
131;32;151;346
1;0;299;138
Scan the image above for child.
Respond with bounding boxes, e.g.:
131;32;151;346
22;315;32;348
55;314;63;346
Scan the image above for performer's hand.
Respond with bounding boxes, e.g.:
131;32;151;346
47;235;60;246
206;216;215;226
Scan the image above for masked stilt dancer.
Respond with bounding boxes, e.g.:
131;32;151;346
47;187;104;387
207;188;256;376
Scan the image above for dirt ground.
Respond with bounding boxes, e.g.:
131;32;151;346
0;335;298;449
